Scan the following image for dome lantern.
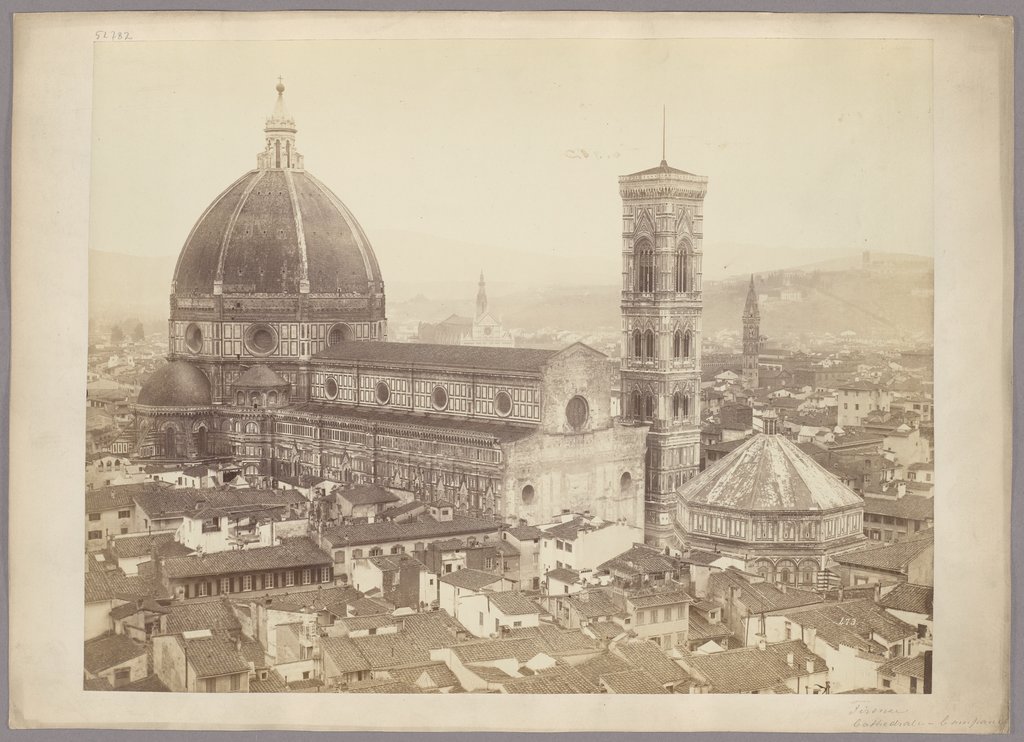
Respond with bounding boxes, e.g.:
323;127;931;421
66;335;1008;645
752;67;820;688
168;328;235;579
257;78;303;171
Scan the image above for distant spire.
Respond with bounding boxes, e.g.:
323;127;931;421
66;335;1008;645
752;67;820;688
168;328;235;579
744;274;760;317
476;272;488;318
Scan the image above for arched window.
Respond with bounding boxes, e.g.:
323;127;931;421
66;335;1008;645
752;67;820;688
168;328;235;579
250;392;260;406
620;472;633;496
194;427;208;457
634;240;655;292
643;394;655;421
673;331;682;359
682;395;691;418
754;560;774;582
776;560;797;585
163;427;177;458
683;330;692;358
268;391;278;405
798;560;818;586
672;392;681;419
676;244;692;292
236;391;245;406
631;390;642;419
643;330;655;360
245;422;259;435
633;330;642;359
274;140;281;168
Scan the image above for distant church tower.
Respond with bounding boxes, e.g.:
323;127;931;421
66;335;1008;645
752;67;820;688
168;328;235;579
742;275;760;389
619;134;708;548
476;271;488;319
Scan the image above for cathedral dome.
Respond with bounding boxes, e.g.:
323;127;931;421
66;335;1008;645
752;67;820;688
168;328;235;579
171;83;382;298
137;361;212;407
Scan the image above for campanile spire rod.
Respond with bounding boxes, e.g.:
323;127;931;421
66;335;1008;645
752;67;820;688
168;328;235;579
662;104;666;164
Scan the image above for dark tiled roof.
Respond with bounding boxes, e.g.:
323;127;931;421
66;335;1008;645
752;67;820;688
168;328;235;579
84;571;160;603
368;553;426;573
349;634;431;669
322;637;371;674
323;516;500;548
313;341;557;374
613;641;692;687
589;620;627;640
115;674;171;692
878;583;933;615
111;532;193;560
862;495;933;522
347;679;422;694
250;669;288;693
623;159;701;178
682;640;824;693
678;549;725;567
160;537;330;579
486;591;540;616
333;484;401;507
137;360;212;407
565;589;624;619
398;611;471;650
438;568;504;591
598;543;678;576
251;585;361;614
183;634;250;677
778;600;915;651
688;612;732;643
83;677;113;691
87;482;170;513
387;661;460;690
545;567;580;583
133;488;305;520
338;614;397;632
505;624;598;655
710;569;823;614
878;654;926;679
601;668;669;694
452;637;548;664
505;525;545;540
501;665;597;694
574;652;634;685
165;601;241;634
831;530;933;572
84;634;146;674
627;587;692;609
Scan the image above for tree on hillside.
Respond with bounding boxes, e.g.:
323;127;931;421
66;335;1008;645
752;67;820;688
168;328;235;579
110;325;124;344
132;322;145;341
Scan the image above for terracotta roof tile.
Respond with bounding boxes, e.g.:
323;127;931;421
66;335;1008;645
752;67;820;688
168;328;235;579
160;537;330;579
323;516;500;549
877;583;933;615
84;634;147;674
600;668;669;694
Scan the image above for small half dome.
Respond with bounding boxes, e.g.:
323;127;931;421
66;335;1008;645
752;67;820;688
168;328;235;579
137;361;212;407
234;364;289;389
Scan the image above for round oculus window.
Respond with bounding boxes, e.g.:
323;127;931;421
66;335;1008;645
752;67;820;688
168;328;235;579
521;484;535;505
494;391;513;417
375;381;391;405
565;395;589;430
325;377;339;400
185;323;203;354
245;324;278;355
431;385;449;410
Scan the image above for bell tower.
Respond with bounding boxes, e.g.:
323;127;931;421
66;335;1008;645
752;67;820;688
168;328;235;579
619;146;708;548
742;275;761;389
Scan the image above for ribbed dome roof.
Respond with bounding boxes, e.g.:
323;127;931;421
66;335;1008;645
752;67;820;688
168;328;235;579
680;434;862;512
137;361;212;407
172;169;382;296
234;364;289;388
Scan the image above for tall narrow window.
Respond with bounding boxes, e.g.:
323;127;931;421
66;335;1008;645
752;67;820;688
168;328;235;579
673;331;682;359
275;140;281;168
631;390;642;418
683;395;691;418
683;331;692;358
672;392;681;419
634;240;654;292
643;330;655;360
643;394;655;421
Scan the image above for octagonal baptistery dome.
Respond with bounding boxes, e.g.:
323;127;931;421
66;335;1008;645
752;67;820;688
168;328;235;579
167;82;387;404
677;434;868;586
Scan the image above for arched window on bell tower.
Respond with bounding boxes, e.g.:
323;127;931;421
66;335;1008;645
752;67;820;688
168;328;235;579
633;330;643;359
672;391;681;419
643;329;655;360
634;240;655;293
673;331;682;359
631;390;642;419
643;393;656;421
683;330;692;358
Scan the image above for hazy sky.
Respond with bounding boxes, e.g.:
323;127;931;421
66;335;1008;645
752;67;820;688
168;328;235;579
91;38;933;284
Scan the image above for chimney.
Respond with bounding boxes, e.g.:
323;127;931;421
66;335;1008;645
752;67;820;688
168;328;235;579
786;652;794;667
805;657;815;674
757;636;767;651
